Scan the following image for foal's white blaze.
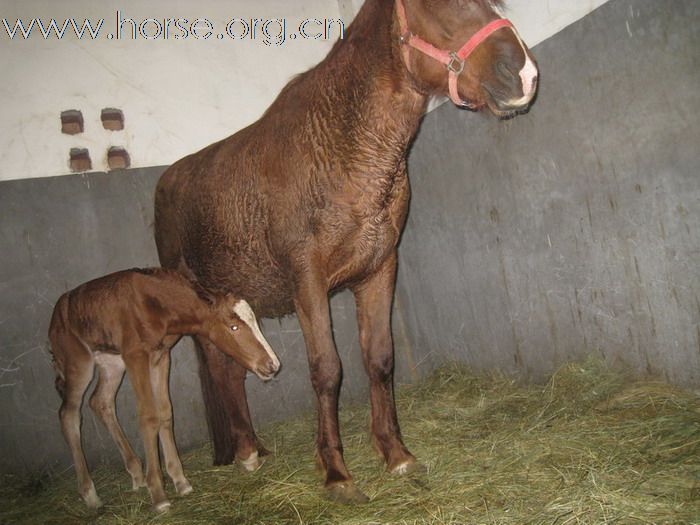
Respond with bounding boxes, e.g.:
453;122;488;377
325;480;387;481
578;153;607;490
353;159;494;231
233;299;281;372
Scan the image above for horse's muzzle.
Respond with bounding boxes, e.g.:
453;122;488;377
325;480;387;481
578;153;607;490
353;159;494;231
254;359;281;381
482;80;537;117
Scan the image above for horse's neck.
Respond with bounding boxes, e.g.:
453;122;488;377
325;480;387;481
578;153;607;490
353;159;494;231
322;0;428;174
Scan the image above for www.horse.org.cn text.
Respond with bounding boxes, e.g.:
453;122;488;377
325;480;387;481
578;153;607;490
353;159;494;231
2;12;346;46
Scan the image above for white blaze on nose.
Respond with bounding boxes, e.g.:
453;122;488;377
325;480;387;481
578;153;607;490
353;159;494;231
519;53;538;99
233;300;280;370
504;28;538;107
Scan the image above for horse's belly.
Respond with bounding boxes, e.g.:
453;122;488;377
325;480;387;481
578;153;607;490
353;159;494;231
184;241;295;318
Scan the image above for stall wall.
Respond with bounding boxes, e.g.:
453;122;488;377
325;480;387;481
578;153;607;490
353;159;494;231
397;0;700;386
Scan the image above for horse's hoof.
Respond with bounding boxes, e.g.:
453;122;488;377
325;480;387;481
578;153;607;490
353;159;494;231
176;480;193;496
239;450;264;473
326;482;370;504
390;459;426;476
154;500;172;513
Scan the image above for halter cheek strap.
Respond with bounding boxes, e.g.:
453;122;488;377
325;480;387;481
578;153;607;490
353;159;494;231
396;0;515;108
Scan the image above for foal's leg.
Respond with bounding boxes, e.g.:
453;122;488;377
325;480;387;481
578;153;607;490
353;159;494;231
89;353;146;490
123;349;170;512
56;334;102;508
294;270;368;503
195;336;265;471
352;252;418;474
150;345;193;495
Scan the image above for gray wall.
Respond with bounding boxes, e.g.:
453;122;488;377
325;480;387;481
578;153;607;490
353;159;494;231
0;169;416;475
397;0;700;385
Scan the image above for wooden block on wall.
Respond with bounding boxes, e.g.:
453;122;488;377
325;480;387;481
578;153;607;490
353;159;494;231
60;110;84;135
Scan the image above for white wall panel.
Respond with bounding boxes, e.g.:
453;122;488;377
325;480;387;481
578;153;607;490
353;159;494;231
1;0;609;181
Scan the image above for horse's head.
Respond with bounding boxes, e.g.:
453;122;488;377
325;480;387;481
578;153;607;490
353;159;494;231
204;295;281;381
396;0;538;117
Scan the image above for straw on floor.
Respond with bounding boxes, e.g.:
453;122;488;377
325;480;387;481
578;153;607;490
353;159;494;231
2;358;699;524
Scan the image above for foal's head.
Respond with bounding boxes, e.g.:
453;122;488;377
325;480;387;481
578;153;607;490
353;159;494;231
203;295;281;381
397;0;538;116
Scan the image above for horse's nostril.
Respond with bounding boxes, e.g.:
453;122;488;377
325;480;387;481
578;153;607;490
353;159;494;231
266;358;280;375
496;61;516;82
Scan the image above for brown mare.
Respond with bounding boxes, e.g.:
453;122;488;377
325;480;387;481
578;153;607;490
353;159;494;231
154;0;537;502
49;268;280;511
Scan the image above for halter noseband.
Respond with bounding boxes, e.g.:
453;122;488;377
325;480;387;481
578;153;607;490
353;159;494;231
396;0;516;108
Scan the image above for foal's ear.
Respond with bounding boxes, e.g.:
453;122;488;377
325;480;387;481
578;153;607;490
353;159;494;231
192;281;215;306
223;292;241;310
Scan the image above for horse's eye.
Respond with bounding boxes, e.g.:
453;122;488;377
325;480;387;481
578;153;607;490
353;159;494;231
230;325;239;332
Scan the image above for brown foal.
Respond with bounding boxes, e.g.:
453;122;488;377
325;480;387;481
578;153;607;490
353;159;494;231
48;268;280;511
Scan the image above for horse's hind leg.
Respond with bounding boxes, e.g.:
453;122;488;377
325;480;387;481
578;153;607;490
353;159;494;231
56;333;102;508
352;252;419;475
90;353;145;490
194;336;265;471
150;341;193;495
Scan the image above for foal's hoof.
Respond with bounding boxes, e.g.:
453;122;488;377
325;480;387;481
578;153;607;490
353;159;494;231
131;477;147;491
154;500;172;513
82;491;103;510
390;458;426;476
238;451;264;473
326;482;370;504
176;480;193;496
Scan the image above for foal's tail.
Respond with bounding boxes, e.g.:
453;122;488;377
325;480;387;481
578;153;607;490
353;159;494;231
48;295;68;401
53;365;67;400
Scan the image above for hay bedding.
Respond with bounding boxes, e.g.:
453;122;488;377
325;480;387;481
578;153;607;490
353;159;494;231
2;359;699;525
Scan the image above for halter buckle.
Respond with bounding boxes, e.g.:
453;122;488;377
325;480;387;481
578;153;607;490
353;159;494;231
446;52;465;75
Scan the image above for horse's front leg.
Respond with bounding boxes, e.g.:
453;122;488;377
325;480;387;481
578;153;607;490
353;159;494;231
294;270;369;504
352;252;419;474
194;336;267;470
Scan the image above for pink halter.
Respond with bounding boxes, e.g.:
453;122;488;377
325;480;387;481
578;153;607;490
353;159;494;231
396;0;516;108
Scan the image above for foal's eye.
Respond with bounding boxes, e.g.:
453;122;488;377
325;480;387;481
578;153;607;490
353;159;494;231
230;325;239;332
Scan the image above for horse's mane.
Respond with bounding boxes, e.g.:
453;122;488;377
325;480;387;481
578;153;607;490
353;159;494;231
457;0;506;10
418;0;507;15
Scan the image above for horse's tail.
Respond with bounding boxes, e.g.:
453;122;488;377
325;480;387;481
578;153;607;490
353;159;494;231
193;337;236;465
